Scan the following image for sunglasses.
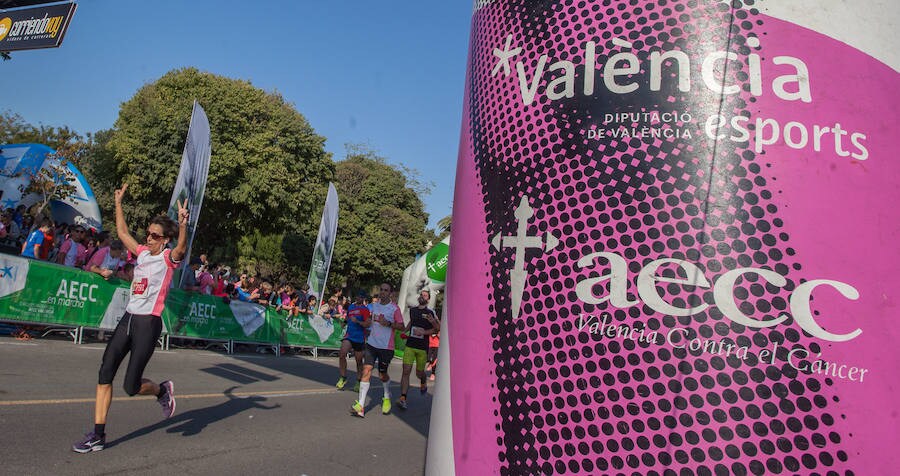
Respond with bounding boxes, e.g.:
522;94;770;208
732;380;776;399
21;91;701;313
147;231;166;241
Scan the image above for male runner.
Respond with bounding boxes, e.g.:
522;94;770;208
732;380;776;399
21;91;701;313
397;289;440;409
336;290;371;393
350;283;404;417
72;183;189;453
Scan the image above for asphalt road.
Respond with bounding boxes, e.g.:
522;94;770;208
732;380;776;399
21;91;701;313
0;333;434;475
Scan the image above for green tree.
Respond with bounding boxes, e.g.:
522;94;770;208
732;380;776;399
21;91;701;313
435;214;452;239
330;146;431;291
237;231;287;280
80;128;117;217
0;110;81;150
19;147;77;220
93;68;334;264
281;231;312;282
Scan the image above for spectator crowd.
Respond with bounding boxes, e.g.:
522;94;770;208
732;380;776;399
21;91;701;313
3;205;133;281
5;207;443;417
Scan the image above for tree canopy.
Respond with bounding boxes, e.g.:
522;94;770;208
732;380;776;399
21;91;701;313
329;147;431;290
4;69;441;291
90;68;334;268
1;110;81;150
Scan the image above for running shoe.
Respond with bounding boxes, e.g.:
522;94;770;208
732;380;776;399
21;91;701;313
353;381;360;393
158;380;176;419
420;383;428;395
72;431;105;453
350;400;364;418
396;397;408;410
336;376;347;390
382;397;392;415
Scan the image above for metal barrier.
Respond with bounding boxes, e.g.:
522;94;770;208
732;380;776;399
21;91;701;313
1;319;342;358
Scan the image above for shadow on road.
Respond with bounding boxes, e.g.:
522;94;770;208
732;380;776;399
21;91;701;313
228;353;433;438
106;386;279;448
199;363;282;385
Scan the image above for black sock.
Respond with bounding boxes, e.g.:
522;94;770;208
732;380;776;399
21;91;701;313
94;424;105;436
156;385;167;399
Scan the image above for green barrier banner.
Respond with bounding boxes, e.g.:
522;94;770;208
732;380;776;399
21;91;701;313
0;254;130;328
163;289;346;347
161;289;277;343
0;253;344;349
279;311;344;348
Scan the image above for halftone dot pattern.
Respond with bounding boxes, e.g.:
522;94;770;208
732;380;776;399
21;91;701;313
467;1;851;475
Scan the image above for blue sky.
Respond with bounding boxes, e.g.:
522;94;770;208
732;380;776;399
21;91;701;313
0;0;473;228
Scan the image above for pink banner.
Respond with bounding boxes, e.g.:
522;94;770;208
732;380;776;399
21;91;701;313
445;1;899;474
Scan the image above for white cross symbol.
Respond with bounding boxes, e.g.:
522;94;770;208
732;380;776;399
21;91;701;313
491;196;560;320
491;35;522;77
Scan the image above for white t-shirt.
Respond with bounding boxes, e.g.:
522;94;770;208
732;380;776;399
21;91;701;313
367;301;403;350
100;250;124;272
60;239;86;267
126;245;178;316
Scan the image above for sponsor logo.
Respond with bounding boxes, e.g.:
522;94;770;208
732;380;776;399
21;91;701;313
132;278;149;295
494;196;861;343
55;279;98;302
0;264;16;280
490;196;560;319
0;18;11;41
47;278;99;309
185;301;217;326
491;33;870;160
1;12;65;43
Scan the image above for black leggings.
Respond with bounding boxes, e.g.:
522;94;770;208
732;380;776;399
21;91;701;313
98;313;162;395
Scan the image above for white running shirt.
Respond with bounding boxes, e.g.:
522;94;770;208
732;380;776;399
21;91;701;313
367;301;403;350
126;245;178;316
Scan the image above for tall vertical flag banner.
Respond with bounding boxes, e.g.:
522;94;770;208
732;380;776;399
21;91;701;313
429;0;900;475
168;100;211;288
306;183;339;306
